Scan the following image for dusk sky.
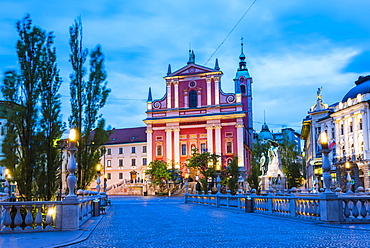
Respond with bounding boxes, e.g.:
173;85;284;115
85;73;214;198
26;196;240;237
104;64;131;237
1;0;370;134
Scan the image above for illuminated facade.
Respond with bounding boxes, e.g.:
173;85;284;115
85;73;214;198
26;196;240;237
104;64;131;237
302;76;370;190
144;44;253;178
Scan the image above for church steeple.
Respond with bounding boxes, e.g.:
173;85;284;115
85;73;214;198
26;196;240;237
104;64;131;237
214;58;220;70
147;87;153;102
238;37;247;71
167;64;172;76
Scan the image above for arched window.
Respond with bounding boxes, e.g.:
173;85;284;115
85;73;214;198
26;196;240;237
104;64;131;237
240;85;246;94
189;90;197;108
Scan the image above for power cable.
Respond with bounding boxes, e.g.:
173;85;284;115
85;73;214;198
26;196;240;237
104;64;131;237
204;0;258;66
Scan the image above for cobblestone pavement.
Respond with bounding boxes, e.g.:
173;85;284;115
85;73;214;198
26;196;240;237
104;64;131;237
65;196;370;248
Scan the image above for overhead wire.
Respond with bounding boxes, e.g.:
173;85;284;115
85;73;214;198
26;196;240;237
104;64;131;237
204;0;258;66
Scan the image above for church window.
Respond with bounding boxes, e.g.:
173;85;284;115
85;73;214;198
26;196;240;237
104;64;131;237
201;143;206;153
189;90;197;108
181;144;187;156
157;145;162;156
226;142;233;154
240;85;246;94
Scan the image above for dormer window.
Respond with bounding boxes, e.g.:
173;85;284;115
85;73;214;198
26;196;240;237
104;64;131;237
189;90;197;108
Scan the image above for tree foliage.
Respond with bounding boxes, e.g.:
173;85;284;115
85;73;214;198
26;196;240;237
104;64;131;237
186;149;220;192
0;15;64;200
146;160;172;186
278;134;304;188
68;18;111;190
226;156;239;195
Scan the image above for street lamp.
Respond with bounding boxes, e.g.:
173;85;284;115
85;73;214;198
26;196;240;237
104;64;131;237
345;162;353;194
104;174;108;193
66;128;78;198
96;164;101;193
4;169;10;197
320;132;332;194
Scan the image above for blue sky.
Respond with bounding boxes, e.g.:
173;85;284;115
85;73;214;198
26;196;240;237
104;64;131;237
1;0;370;134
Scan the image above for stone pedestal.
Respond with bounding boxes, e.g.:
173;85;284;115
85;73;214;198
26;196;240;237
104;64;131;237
319;193;343;223
61;196;79;230
260;175;286;192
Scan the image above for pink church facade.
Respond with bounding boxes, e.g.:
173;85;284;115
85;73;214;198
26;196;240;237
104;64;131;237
144;45;253;176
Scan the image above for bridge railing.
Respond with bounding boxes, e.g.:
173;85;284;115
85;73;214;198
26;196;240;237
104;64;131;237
185;187;370;224
0;190;106;232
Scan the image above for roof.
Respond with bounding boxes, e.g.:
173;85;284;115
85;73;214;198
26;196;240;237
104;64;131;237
104;127;147;145
342;75;370;102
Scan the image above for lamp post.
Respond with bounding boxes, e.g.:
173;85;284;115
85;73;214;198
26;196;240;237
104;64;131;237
4;169;10;197
104;174;108;193
216;163;221;195
66;128;78;198
96;164;101;193
320;132;333;194
345;162;353;194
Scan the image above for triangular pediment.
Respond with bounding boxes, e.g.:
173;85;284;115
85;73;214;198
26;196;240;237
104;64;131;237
167;63;218;77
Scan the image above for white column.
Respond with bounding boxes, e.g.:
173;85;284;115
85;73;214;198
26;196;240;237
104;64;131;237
236;124;244;168
167;81;172;109
363;110;369;156
184;91;189;108
215;125;222;156
214;77;220;105
173;128;180;168
174;81;179;108
353;115;358;154
206;78;212;106
206;126;213;153
146;128;153;163
166;128;172;162
197;90;202;108
344;117;349;155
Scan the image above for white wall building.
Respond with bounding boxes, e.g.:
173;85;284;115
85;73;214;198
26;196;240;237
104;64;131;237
91;127;148;194
302;76;370;190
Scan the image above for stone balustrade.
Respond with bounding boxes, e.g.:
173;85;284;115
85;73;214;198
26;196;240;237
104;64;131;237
185;187;370;224
0;190;107;232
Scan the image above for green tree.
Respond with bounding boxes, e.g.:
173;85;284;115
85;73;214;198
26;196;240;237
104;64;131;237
36;33;65;200
68;18;111;190
0;15;64;200
226;156;239;195
146;160;172;192
186;149;220;193
278;134;303;188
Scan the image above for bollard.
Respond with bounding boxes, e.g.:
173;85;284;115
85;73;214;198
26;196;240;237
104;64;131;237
245;196;253;213
93;199;100;217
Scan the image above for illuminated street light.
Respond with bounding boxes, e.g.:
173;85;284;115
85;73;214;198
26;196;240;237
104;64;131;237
320;132;332;194
66;128;78;197
96;164;101;193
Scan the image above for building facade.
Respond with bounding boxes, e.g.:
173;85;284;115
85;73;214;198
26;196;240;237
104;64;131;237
144;45;253;178
302;76;370;190
85;127;148;194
